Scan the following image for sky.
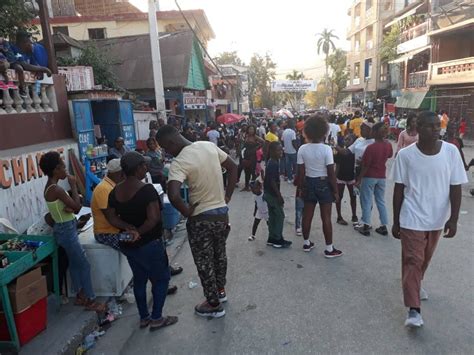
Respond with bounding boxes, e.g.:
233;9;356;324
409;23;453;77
131;0;353;79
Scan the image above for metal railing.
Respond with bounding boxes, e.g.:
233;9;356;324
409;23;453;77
407;70;428;88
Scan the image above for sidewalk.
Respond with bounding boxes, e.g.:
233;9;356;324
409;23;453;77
19;222;188;355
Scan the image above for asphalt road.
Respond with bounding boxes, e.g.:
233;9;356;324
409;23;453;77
102;145;474;355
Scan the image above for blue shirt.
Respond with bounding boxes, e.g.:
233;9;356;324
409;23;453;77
13;43;48;67
264;159;280;195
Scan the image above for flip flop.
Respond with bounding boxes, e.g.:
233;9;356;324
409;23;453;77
149;316;178;331
84;300;108;313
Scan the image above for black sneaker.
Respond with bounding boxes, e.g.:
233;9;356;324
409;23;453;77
218;288;227;303
303;241;315;252
170;265;183;276
271;239;292;248
351;216;359;225
195;301;225;318
375;226;388;236
356;224;371;236
324;248;344;258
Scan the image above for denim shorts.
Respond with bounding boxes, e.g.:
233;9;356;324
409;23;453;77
303;177;334;204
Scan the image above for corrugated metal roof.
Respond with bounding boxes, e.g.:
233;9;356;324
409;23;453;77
93;31;195;90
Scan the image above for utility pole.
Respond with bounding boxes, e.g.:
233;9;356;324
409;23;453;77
38;0;58;74
148;0;166;117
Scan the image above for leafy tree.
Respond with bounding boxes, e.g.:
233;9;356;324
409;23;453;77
305;83;327;109
0;0;37;38
380;25;400;63
57;44;118;89
249;53;276;108
316;29;339;80
327;49;349;104
215;51;244;66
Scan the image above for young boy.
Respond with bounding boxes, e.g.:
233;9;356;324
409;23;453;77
0;38;19;90
263;141;291;248
392;111;468;328
249;180;268;241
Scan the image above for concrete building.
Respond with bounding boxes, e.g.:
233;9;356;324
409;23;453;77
211;64;250;115
345;0;398;106
33;0;215;47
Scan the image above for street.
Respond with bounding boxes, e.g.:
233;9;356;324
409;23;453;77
92;146;474;355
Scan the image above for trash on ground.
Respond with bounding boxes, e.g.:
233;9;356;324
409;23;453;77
188;281;198;289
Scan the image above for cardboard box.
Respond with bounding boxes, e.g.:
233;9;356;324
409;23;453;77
8;267;48;313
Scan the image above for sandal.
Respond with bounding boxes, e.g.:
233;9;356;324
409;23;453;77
74;290;87;306
337;218;348;226
149;316;178;331
84;299;108;313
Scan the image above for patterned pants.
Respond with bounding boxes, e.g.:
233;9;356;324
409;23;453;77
187;218;229;304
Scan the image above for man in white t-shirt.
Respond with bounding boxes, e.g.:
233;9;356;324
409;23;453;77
326;117;341;146
392;111;468;328
157;125;238;319
281;120;298;182
206;122;220;145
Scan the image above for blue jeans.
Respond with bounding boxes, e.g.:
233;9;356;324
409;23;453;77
53;219;95;299
295;196;304;230
121;240;170;321
285;153;297;181
360;177;388;226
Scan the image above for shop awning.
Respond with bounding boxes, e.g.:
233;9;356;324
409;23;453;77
395;90;429;109
389;45;431;64
385;2;426;28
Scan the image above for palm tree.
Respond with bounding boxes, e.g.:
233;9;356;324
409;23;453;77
286;70;304;81
316;29;339;82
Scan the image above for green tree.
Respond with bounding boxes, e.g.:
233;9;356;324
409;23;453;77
249;53;276;108
215;51;244;66
380;25;400;63
57;44;118;89
285;70;305;111
327;49;349;104
0;0;37;38
316;29;339;80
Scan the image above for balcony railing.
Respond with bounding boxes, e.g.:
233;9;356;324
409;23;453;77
428;57;474;85
0;69;57;114
400;21;429;43
407;70;428;88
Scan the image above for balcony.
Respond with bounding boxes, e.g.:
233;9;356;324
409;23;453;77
397;21;430;54
407;70;428;88
428;57;474;85
0;69;57;114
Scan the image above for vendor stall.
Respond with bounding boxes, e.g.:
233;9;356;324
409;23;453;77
0;234;59;352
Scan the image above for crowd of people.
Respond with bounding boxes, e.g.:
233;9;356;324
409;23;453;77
38;107;472;332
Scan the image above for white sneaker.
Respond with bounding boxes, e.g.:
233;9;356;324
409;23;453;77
404;309;424;328
296;228;302;236
248;235;256;241
420;287;429;301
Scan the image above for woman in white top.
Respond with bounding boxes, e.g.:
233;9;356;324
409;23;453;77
296;115;343;258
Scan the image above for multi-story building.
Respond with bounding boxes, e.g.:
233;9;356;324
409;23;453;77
427;0;474;136
211;65;250;115
345;0;398;106
33;0;215;47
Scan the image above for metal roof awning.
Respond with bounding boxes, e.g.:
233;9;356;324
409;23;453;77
428;18;474;37
389;45;431;64
385;2;426;28
395;90;429;109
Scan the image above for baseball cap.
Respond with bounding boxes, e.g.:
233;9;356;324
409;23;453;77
120;151;151;172
106;159;122;173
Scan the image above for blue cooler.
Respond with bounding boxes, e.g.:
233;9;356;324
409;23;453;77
162;194;180;230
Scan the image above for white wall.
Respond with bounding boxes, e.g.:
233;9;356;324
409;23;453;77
134;111;158;141
0;140;78;233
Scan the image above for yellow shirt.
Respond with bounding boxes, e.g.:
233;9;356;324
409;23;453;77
91;176;120;234
339;123;347;137
265;132;279;142
440;114;449;129
349;117;364;137
168;142;228;216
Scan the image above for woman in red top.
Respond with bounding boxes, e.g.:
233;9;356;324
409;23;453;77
459;118;467;139
355;122;393;236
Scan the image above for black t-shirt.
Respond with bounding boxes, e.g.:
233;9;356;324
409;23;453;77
334;153;355;181
264;159;280;195
108;184;162;248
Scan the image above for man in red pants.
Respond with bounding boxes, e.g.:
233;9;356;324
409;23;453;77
392;111;468;328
